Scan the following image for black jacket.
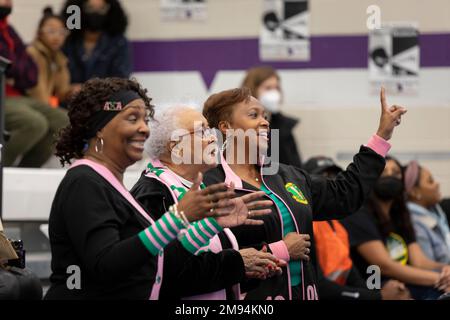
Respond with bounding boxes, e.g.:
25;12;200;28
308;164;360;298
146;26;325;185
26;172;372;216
45;165;243;300
131;174;246;300
269;112;302;168
203;145;385;300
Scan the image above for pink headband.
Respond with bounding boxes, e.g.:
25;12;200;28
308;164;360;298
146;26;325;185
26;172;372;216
404;161;420;193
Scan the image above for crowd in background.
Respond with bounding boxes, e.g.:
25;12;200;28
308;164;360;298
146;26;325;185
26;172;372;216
1;0;450;301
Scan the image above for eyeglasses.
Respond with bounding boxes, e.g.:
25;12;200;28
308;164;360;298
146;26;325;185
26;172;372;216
175;127;215;140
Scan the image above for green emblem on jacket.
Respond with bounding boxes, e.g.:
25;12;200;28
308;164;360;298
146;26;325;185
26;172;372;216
285;182;308;205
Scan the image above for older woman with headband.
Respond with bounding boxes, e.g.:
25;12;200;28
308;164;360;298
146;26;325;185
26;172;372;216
45;79;260;300
202;87;406;300
131;104;285;300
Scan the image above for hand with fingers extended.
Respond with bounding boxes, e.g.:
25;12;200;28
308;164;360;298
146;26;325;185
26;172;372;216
239;247;287;280
283;232;311;261
376;87;407;141
177;172;236;222
215;190;274;228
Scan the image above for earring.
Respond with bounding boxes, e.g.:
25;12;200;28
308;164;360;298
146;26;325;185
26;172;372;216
221;134;233;152
95;138;104;153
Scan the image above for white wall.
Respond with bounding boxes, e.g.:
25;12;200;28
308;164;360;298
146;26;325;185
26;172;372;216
6;0;450;197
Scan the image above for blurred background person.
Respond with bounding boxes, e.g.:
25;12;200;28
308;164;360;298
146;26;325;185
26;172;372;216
341;156;450;300
27;7;73;108
61;0;131;93
304;156;410;300
241;65;302;168
0;0;68;167
405;161;450;264
441;198;450;225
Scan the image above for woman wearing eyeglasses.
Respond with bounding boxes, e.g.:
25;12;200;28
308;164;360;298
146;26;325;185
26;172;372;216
131;104;286;300
27;7;73;107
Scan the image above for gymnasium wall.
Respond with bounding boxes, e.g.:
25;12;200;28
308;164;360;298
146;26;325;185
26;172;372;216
9;0;450;196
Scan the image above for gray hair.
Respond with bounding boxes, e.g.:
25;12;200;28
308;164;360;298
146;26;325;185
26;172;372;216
145;103;200;159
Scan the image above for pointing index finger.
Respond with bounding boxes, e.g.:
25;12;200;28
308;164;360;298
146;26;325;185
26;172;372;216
380;86;388;111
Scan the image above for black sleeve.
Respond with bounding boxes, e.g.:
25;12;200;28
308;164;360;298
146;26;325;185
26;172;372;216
317;263;381;300
340;207;383;247
160;240;245;299
131;176;246;298
304;146;385;221
229;224;268;248
131;176;173;219
60;177;154;283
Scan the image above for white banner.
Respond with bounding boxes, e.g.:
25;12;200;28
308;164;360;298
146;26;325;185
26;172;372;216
259;0;310;61
369;23;420;95
160;0;207;22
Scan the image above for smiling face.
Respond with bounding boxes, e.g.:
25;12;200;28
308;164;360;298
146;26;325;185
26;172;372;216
225;96;270;158
98;98;150;167
170;109;217;170
382;159;403;179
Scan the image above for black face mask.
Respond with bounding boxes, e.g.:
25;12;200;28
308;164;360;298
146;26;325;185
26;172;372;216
374;176;404;200
83;12;107;32
0;6;12;19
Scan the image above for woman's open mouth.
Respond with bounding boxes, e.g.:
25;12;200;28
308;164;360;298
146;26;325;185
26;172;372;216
128;139;145;151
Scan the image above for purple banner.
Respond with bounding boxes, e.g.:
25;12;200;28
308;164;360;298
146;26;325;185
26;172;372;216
132;33;450;88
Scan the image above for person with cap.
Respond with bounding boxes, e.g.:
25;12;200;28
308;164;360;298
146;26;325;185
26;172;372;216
44;78;270;299
304;156;410;300
405;161;450;264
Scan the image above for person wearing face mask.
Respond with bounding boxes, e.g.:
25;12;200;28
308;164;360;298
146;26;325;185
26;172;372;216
242;65;302;168
0;0;68;167
341;156;450;300
405;161;450;264
60;0;131;91
303;156;411;300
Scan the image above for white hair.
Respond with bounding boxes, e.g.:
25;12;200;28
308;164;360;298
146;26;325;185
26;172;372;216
145;102;201;159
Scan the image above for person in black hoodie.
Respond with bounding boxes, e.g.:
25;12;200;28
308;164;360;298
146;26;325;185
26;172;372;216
242;65;302;168
202;86;406;300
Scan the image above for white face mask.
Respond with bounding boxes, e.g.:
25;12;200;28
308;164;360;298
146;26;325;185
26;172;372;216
259;89;281;113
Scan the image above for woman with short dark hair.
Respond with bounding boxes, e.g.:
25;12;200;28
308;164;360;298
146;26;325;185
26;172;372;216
203;86;406;300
